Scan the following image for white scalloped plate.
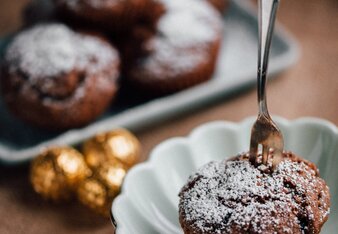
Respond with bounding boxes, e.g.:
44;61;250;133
112;117;338;234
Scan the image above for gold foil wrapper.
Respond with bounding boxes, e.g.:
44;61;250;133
30;147;91;201
83;129;141;170
77;162;127;216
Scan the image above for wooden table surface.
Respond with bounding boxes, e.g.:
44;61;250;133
0;0;337;233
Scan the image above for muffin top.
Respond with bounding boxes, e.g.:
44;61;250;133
179;152;330;234
3;23;119;98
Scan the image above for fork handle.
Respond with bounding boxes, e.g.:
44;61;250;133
257;0;280;116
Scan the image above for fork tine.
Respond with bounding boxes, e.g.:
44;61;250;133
262;145;269;164
249;140;258;165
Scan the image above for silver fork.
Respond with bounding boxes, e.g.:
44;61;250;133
249;0;284;168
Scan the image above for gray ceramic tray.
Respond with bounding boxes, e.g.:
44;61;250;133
0;0;299;164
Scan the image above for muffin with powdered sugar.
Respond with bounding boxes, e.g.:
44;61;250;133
179;152;330;234
1;23;120;130
123;0;223;95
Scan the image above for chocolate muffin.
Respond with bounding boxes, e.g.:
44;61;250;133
179;152;330;234
0;23;120;130
53;0;165;33
124;0;223;95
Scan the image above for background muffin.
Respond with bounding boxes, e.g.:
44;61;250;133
0;23;120;130
123;0;223;95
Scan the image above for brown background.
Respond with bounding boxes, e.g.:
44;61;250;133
0;0;338;233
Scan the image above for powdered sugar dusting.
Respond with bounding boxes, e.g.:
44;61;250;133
138;40;207;78
158;1;219;47
179;153;330;233
6;24;76;79
5;24;118;87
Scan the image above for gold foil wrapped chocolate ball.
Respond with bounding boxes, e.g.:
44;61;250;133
77;162;127;216
30;147;91;201
83;129;141;170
